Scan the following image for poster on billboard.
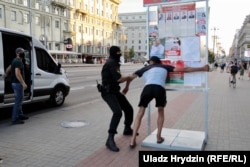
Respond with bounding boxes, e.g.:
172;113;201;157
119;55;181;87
164;37;181;57
158;3;196;37
143;0;204;6
160;36;204;86
147;2;207;87
196;7;207;36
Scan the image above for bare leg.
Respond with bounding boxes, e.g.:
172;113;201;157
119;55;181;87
156;107;165;142
130;107;146;146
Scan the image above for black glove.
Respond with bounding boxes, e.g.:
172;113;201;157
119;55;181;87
96;80;103;92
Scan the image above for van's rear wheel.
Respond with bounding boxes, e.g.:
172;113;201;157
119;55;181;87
51;87;65;106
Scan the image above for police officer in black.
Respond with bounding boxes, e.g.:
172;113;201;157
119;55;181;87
101;46;134;152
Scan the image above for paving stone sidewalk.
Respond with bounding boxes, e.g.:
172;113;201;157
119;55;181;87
1;70;250;167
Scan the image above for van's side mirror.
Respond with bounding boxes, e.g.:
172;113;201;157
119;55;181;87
56;63;62;74
58;63;61;69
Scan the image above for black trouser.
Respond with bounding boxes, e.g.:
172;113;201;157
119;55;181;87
101;91;133;134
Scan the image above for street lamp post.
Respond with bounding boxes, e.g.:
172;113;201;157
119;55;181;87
39;0;50;48
211;27;219;60
29;0;32;35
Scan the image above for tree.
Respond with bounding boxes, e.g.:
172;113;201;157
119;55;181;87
129;48;135;59
208;49;215;64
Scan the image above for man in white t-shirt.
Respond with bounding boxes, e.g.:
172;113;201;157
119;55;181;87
125;56;210;148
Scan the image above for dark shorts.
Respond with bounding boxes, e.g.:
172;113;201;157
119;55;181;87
138;84;167;108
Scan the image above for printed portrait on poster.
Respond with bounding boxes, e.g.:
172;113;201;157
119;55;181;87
173;12;180;21
164;37;181;57
181;11;187;21
150;38;165;59
188;10;195;19
166;12;172;22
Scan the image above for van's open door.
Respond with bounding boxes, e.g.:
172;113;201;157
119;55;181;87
1;31;32;106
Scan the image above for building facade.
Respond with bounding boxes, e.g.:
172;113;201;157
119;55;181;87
0;0;121;63
118;12;148;62
229;14;250;61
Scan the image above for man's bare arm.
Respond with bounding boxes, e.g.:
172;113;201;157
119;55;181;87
174;64;209;73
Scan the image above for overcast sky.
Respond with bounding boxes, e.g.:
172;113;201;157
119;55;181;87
118;0;250;54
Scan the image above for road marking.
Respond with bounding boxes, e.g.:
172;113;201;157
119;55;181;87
71;86;85;91
71;85;96;91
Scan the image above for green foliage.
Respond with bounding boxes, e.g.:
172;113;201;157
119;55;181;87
208;49;215;64
129;48;135;58
123;48;134;62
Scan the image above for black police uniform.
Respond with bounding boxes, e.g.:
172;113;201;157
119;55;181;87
100;46;133;152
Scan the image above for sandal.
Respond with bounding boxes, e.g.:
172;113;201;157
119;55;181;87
129;142;136;149
157;137;165;144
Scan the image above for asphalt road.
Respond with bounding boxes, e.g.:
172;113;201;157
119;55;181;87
0;64;144;121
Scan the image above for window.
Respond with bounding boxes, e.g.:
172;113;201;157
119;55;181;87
64;22;68;31
18;0;23;4
69;0;75;6
55;20;59;28
55;7;59;14
61;8;65;16
78;26;82;33
45;6;50;13
73;23;76;31
35;16;40;25
23;0;28;6
24;13;29;23
36;48;57;73
11;11;16;21
35;2;39;9
0;8;2;19
18;11;23;24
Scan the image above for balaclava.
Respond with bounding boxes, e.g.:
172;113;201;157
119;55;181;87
109;46;121;62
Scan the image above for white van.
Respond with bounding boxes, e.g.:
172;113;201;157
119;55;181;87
0;27;70;108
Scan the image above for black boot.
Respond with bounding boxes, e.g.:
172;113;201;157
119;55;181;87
123;126;139;136
106;134;119;152
123;126;133;135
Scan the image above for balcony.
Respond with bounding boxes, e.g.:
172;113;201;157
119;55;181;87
51;0;69;8
110;0;120;4
76;8;88;15
63;30;76;36
112;19;122;26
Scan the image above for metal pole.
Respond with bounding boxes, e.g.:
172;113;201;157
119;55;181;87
29;0;32;35
40;0;48;48
205;0;209;143
212;28;216;59
146;6;151;135
44;1;47;48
